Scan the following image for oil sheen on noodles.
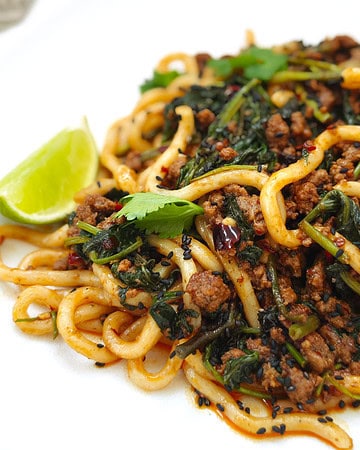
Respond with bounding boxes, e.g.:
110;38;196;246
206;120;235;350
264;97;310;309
1;35;360;449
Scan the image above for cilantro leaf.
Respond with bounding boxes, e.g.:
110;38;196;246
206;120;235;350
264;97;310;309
243;47;288;81
208;46;288;81
116;192;203;238
207;53;258;77
140;70;180;93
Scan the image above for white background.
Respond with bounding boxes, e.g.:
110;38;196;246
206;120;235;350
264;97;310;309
0;1;359;450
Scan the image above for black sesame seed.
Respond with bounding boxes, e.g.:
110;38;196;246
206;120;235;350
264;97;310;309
216;403;225;412
317;409;327;416
325;416;333;422
272;425;282;434
335;249;344;259
169;350;176;359
96;343;104;348
318;417;327;423
160;260;171;266
339;400;346;408
352;400;360;408
95;362;105;367
237;400;244;410
256;427;266;435
245;407;251;414
283;407;293;414
334;375;344;380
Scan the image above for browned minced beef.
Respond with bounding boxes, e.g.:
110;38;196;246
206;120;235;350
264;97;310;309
315;295;353;330
308;79;337;111
299;332;335;374
195;53;211;76
277;247;305;278
68;194;119;237
202;190;225;225
195;108;216;132
265;113;295;156
224;184;267;236
281;363;321;407
246;337;271;359
319;324;357;365
162;154;188;189
185;270;231;313
305;256;329;302
320;35;359;63
291;180;320;215
290;169;332;215
289;111;312;147
329;143;360;183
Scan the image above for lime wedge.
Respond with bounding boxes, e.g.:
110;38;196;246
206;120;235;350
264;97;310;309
0;119;99;224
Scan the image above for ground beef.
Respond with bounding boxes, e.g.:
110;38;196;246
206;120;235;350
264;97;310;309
164;154;187;188
277;247;305;278
265;113;295;156
329;143;360;183
248;263;272;290
202;190;225;225
300;332;335;373
316;296;353;329
68;194;118;237
185;270;231;313
290;111;312;146
224;184;267;236
305;257;328;302
281;363;320;407
278;275;298;304
308;79;337;110
218;146;238;161
196;108;216;131
319;324;356;365
292;180;320;214
246;337;271;359
262;362;283;391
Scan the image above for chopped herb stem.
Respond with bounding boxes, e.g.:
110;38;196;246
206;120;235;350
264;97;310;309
218;78;260;128
299;220;348;264
285;342;307;368
89;236;143;264
77;220;100;235
271;69;341;84
354;161;360;180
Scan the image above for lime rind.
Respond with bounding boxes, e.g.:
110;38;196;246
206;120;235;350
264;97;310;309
0;119;99;224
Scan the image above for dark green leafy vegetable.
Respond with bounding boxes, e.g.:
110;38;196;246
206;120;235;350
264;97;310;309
150;291;199;340
222;351;260;388
174;80;276;187
302;189;360;246
75;222;143;265
114;255;177;292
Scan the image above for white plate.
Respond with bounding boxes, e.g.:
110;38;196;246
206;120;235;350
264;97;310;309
0;1;359;449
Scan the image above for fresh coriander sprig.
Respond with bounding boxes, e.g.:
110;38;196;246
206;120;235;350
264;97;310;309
115;192;204;239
